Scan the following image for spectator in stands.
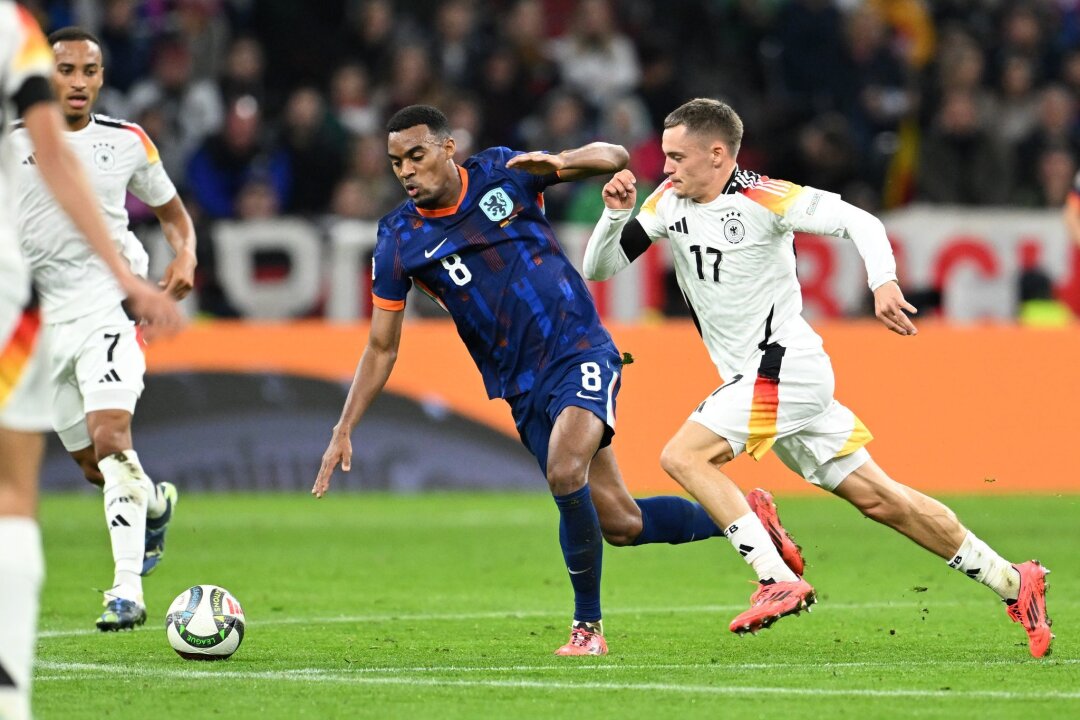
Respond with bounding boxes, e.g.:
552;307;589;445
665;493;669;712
218;36;272;113
1031;146;1076;208
432;0;486;90
379;44;443;118
187;96;291;219
501;0;558;103
176;0;231;82
343;133;400;220
916;89;1012;205
547;0;641;113
476;46;531;149
128;36;223;179
97;0;148;94
339;0;400;80
1013;86;1080;204
280;87;347;216
330;63;380;137
773;0;847;121
838;3;915;188
995;54;1040;145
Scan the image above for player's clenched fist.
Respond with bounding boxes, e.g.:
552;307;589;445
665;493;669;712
602;170;637;210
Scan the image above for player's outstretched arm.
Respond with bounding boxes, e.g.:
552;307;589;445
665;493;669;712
313;307;405;498
506;142;628;181
152;195;198;299
23;102;183;340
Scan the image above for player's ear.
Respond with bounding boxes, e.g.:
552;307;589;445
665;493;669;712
711;141;726;168
443;136;456;159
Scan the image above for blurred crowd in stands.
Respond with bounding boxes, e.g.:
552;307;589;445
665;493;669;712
18;0;1080;317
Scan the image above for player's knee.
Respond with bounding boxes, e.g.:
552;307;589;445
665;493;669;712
659;441;695;484
546;457;588;496
90;424;126;459
855;485;912;527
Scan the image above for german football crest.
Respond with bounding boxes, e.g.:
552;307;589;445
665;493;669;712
722;210;745;244
92;143;116;171
480;187;513;222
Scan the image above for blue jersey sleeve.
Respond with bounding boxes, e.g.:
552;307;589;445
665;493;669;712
371;219;411;311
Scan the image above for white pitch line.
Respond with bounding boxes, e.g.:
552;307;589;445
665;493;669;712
36;600;969;640
31;661;1080;701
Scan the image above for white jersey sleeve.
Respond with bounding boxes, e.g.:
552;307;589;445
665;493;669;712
583;181;671;281
775;185;897;291
635;181;672;240
125;122;177;207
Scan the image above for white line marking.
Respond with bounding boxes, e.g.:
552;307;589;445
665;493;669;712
32;661;1080;700
36;601;971;640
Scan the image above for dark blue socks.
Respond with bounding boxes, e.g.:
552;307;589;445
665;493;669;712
632;496;723;545
553;484;603;623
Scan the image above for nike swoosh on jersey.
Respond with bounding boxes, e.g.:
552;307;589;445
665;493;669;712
424;238;449;258
576;391;602;401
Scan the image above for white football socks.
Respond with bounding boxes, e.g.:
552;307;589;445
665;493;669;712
146;480;168;520
725;512;799;583
947;531;1020;601
0;518;44;720
99;450;151;603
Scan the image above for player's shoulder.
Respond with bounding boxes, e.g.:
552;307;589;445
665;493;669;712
377;201;418;238
468;146;518;168
91;113;145;136
728;167;802;215
641;178;676;216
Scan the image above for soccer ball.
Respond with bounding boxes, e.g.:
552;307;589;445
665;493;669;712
165;585;246;660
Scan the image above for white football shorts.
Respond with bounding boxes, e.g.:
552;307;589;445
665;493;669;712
44;303;145;451
689;343;872;491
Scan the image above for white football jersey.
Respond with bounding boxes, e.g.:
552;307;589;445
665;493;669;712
10;113;176;322
631;168;897;379
0;1;53;306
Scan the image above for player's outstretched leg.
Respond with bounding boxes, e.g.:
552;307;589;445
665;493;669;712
747;488;805;576
833;457;1053;657
143;481;178;576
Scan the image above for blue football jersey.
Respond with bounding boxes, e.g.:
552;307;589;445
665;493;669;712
372;147;617;399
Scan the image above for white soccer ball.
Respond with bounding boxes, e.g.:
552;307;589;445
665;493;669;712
165;584;246;660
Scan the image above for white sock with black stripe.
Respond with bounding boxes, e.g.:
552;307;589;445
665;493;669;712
726;512;799;583
100;451;150;602
947;531;1020;601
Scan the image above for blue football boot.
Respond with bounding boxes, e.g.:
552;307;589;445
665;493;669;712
142;482;178;576
96;596;147;631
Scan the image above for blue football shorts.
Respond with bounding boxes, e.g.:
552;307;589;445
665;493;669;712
506;348;622;475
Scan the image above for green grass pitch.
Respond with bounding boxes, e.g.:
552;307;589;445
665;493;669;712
33;492;1079;719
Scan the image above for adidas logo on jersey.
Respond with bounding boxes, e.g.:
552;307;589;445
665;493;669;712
21;153;37;165
668;217;688;234
99;369;122;383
